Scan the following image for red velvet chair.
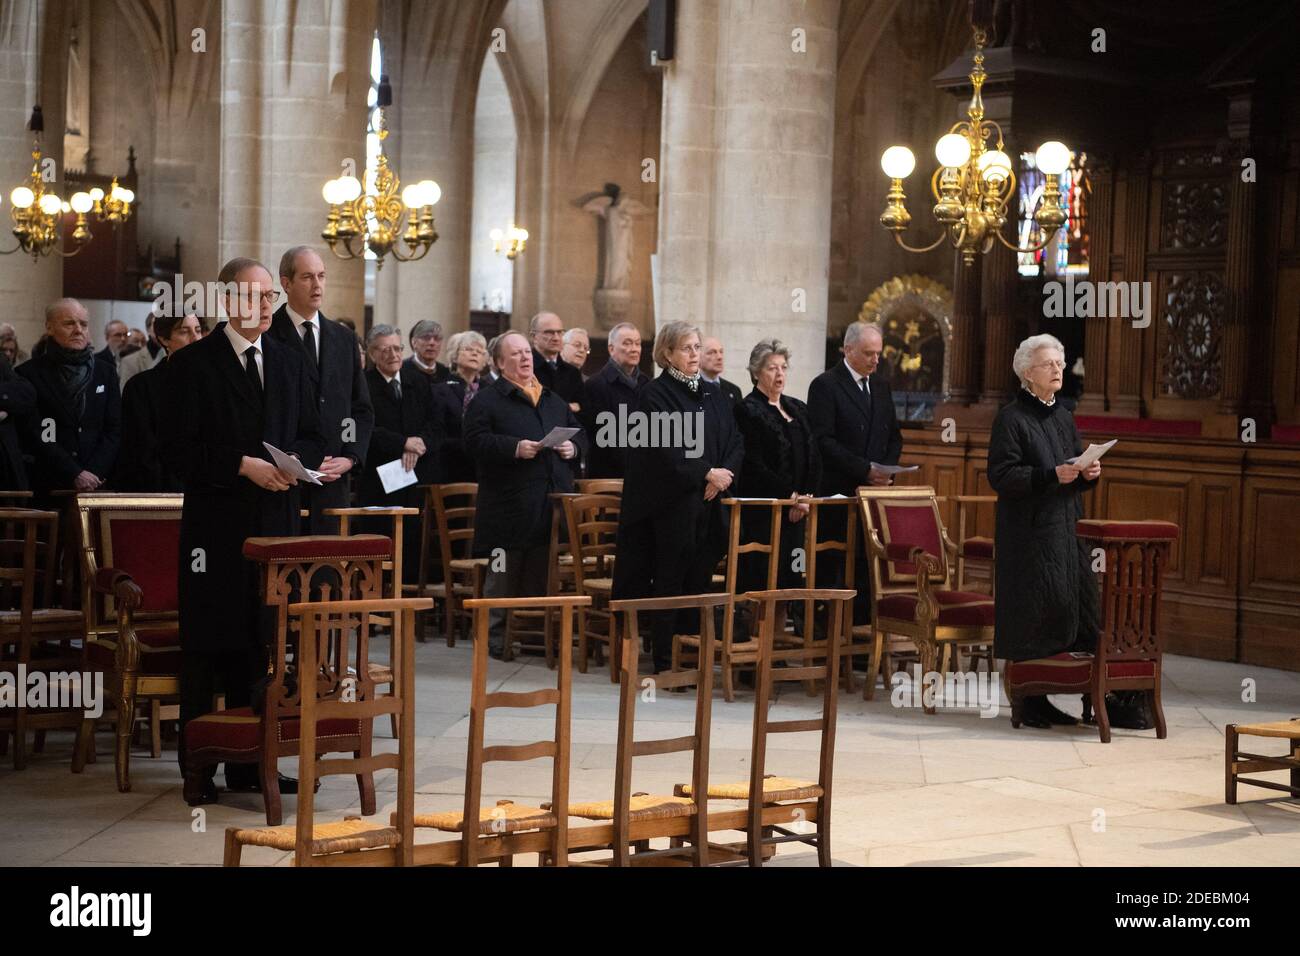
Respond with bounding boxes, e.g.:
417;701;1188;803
77;494;184;791
182;534;393;825
1007;519;1179;742
856;487;995;709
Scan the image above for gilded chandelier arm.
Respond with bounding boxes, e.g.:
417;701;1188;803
892;232;949;254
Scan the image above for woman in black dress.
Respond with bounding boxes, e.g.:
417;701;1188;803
432;330;488;484
612;321;745;673
987;333;1102;729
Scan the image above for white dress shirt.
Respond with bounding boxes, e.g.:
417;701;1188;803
224;321;264;385
844;358;871;397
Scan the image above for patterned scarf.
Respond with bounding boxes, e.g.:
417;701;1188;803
666;364;701;395
518;378;543;407
47;343;96;416
462;378;479;412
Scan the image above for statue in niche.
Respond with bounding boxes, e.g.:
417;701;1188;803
65;21;91;171
580;183;653;329
857;274;953;421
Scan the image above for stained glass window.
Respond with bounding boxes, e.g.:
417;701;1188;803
1018;150;1090;277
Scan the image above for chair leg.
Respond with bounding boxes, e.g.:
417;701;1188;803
1224;724;1238;805
721;644;735;704
71;717;94;773
13;706;26;770
0;730;8;756
1094;694;1112;744
223;829;243;867
359;765;377;816
115;697;134;792
261;758;283;827
1009;693;1022;729
33;729;46;753
865;627;885;701
1290;738;1299;796
150;699;163;758
576;609;590;674
1151;684;1167;740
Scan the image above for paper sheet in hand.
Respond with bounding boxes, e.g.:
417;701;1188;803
869;463;920;475
539;426;580;450
262;442;324;486
1066;439;1117;470
377;458;419;495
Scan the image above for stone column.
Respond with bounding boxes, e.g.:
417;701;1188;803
219;0;374;321
0;0;68;346
656;0;839;400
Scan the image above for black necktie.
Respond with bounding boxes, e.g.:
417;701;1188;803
245;346;262;400
391;377;402;402
302;321;318;371
858;375;873;417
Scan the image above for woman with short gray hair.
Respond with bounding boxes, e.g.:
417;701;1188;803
987;333;1102;730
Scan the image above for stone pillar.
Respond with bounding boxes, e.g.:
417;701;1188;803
656;0;839;399
1077;157;1113;415
0;0;68;346
219;0;374;321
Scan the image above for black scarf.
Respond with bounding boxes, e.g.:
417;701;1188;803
47;343;95;415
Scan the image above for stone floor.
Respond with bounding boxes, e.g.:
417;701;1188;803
1;647;1298;867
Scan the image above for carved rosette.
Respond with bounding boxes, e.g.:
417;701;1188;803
1161;272;1224;399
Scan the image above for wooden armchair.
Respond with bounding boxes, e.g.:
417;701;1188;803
856;487;995;710
224;597;428;866
0;508;92;772
409;594;588;866
676;588;849;866
77;493;185;791
943;495;996;595
183;535;393;825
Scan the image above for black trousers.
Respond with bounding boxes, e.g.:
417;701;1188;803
177;645;264;778
299;477;351;534
483;544;551;649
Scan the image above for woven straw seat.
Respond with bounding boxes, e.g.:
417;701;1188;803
566;793;697;821
412;799;557;834
228;816;398;855
678;775;823;803
1235;719;1300;739
367;661;394;684
584;577;612;592
0;607;84;625
449;558;490;572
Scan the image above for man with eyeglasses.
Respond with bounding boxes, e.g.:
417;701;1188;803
561;327;591;377
402;319;452;385
529;312;584;415
269;246;374;532
160;256;326;807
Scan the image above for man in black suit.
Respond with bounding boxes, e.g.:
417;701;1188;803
116;313;202;491
807;320;903;622
700;336;744;405
581;321;648;480
17;298;121;502
403;319;452;385
269;246;373;532
529;312;584;414
360;324;439;583
97;319;128;370
160;257;326;806
464;332;584;658
0;354;36;491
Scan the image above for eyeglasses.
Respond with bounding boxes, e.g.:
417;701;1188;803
374;345;405;356
413;334;442;344
1032;360;1066;371
675;344;702;354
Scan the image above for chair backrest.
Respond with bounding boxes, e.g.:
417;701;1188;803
0;508;61;658
1076;520;1179;665
607;592;726;861
431;483;479;571
857;487;948;593
289;596;430;866
562;494;621;591
461;594;589;866
719;498;792;650
575;478;624;497
741;588;849;847
326;506;420;598
76;494;184;639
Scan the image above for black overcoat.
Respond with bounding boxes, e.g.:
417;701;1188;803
462;376;584;554
806;360;902;496
987;388;1101;661
159;328;326;653
580;361;649;479
17;350;121;495
0;360;35;491
360;365;439;506
116;362;182;491
533;349;585;408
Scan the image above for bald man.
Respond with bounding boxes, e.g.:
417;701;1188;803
529;312;584;413
700;337;743;405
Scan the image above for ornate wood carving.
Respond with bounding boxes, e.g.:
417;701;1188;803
1161;271;1225;399
1161;180;1228;250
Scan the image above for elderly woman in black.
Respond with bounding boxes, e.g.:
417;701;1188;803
987;333;1101;729
733;339;821;622
613;321;744;674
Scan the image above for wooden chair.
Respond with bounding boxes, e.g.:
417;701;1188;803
1226;719;1300;804
945;495;996;595
1008;520;1178;742
427;484;488;647
76;493;185;791
0;507;93;772
562;493;620;679
564;592;725;866
223;597;427;866
409;594;589;866
675;588;848;867
575;478;624;496
801;497;875;695
183;535;393;825
856;487;996;710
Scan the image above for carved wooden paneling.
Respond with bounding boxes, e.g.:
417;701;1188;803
1242;479;1300;594
1159;270;1225;399
1097;476;1187;581
1160;179;1228;251
1196;484;1233;587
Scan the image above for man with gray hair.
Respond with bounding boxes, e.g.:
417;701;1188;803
403;319;452;385
97;318;129;369
581;321;648;479
561;327;591;377
529;311;584;414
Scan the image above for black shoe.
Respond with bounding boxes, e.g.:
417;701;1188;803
1014;697;1052;730
225;771;320;795
1039;697;1079;726
1102;692;1155;730
488;644;505;660
184;776;218;806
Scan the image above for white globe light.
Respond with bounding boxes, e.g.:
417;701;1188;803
89;187;104;202
880;146;916;179
515;227;529;241
321;179;338;204
402;184;423;208
1035;141;1071;175
71;192;93;214
39;193;63;215
120;188;135;204
978;149;1012;181
11;187;34;209
337;176;363;202
419;180;441;206
935;133;972;169
490;228;503;241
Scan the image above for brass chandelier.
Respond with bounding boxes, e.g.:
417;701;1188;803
489;223;528;260
3;107;95;259
878;27;1069;266
321;74;440;269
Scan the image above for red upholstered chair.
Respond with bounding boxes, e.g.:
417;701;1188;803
183;534;393;825
943;495;996;595
1007;519;1178;743
77;494;185;791
856;487;995;709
